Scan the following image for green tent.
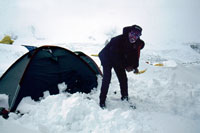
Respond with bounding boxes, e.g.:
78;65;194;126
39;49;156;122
0;46;102;112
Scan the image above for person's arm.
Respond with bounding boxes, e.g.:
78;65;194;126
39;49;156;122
126;40;145;72
133;40;145;73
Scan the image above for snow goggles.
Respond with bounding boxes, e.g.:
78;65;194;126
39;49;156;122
129;32;141;38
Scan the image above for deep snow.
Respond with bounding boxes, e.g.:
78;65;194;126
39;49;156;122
0;42;200;133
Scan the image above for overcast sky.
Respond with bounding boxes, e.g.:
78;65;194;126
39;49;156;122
0;0;200;44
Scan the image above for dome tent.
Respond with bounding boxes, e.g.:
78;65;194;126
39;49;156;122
0;46;102;112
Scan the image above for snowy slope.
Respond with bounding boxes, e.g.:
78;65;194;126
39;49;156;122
0;45;28;76
0;42;200;133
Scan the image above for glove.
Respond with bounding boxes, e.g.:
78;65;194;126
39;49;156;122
125;66;134;72
133;68;139;74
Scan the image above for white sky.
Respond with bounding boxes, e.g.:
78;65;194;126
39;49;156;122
0;0;200;44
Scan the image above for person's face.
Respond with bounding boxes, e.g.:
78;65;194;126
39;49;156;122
128;31;141;43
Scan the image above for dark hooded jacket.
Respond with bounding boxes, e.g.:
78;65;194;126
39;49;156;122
99;26;145;69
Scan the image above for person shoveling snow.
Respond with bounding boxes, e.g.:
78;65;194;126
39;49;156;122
98;25;145;108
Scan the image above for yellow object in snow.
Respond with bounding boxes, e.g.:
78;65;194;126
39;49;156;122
135;69;147;74
91;54;99;57
0;35;14;44
146;61;164;67
153;63;164;66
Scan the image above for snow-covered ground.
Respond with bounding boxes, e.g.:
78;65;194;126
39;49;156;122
1;0;200;132
0;42;200;133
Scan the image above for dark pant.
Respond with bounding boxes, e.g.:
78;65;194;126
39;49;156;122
99;64;128;102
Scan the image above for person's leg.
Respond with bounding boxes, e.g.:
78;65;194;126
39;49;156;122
99;65;112;107
113;67;128;100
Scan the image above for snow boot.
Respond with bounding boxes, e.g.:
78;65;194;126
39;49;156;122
121;96;129;101
99;100;106;109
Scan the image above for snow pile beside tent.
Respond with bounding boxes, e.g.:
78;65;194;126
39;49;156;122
1;91;200;133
